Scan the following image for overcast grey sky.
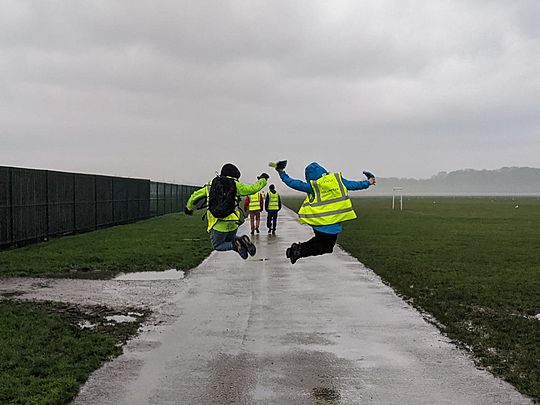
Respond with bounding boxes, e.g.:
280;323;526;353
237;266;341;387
1;0;539;186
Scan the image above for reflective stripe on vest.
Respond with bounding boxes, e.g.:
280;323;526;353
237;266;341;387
268;192;280;210
297;172;357;226
248;193;261;211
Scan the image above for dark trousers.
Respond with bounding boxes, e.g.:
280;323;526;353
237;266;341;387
299;230;338;258
267;211;278;231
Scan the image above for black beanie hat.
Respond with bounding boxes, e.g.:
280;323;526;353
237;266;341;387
221;163;241;179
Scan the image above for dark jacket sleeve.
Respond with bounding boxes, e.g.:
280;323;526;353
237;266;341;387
265;194;270;211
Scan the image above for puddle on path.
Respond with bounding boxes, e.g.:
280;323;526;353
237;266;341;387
536;313;540;321
114;269;185;281
312;386;341;403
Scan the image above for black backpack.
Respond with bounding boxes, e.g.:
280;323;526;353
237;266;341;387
208;176;237;218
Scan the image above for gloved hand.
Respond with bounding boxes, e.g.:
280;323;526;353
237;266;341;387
258;173;269;180
363;170;376;186
184;207;193;216
269;160;287;172
275;160;287;172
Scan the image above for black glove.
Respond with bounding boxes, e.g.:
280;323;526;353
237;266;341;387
184;207;193;216
258;173;269;180
275;160;287;172
363;171;375;179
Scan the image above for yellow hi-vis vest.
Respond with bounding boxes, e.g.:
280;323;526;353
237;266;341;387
204;182;240;232
248;193;261;211
268;191;280;210
298;172;357;226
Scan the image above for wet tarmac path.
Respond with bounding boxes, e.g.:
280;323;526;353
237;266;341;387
6;208;530;404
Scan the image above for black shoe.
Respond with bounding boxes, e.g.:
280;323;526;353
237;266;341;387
255;228;260;234
268;229;272;234
286;243;301;264
234;239;248;260
272;230;276;235
240;235;256;256
250;230;255;235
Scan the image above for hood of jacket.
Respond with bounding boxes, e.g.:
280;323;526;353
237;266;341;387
304;162;328;183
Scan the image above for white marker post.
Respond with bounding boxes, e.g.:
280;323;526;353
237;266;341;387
392;187;403;211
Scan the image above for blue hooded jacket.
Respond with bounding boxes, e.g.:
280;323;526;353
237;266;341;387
279;162;371;234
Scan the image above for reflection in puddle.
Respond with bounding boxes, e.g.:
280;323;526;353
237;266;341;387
105;315;137;323
114;269;185;281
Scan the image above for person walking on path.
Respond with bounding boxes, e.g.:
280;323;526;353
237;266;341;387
244;189;264;235
275;161;375;264
185;163;269;259
265;184;281;234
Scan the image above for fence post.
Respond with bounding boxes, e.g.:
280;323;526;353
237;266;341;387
94;175;97;230
72;174;76;234
45;171;49;239
111;178;115;223
9;167;14;245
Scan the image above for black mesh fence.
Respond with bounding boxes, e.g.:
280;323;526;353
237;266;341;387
0;166;200;248
149;182;199;217
0;167;11;245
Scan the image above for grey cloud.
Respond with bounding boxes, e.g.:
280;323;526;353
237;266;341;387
1;0;539;183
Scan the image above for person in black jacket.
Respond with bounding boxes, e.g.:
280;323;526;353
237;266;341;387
264;184;281;234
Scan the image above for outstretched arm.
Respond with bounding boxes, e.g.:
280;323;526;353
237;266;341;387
278;171;312;193
236;178;267;197
342;177;372;191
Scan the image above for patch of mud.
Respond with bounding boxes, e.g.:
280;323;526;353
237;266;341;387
47;302;148;332
114;269;185;281
0;291;24;298
78;320;97;329
205;353;257;404
201;350;354;404
31;281;52;288
312;386;341;403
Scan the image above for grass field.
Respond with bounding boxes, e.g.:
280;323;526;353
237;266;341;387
0;212;212;278
0;300;147;405
285;196;540;402
0;211;212;403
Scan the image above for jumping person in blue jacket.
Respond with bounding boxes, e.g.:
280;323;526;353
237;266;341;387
275;162;375;264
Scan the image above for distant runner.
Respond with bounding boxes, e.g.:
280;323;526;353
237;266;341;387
275;161;375;264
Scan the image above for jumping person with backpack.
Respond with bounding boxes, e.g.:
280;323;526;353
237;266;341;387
274;161;375;264
184;163;269;259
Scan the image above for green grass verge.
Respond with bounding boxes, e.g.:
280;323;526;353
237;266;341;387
0;300;148;405
0;212;212;278
285;196;540;402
